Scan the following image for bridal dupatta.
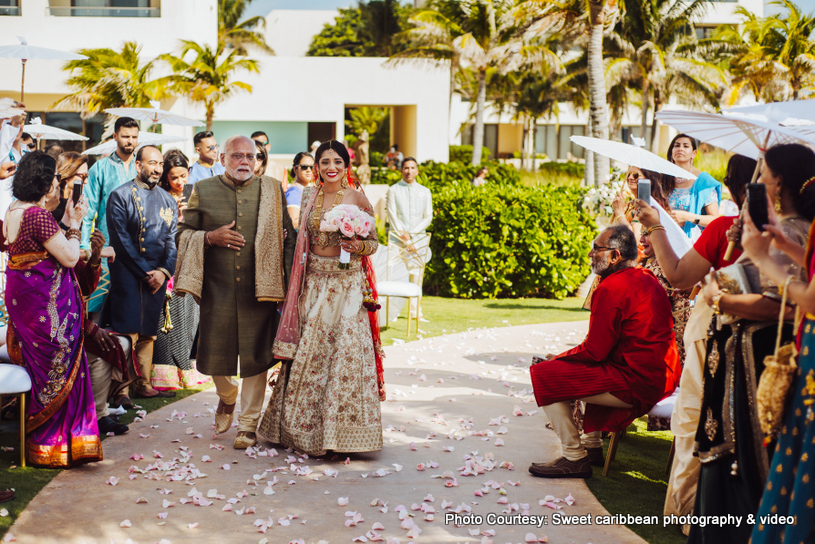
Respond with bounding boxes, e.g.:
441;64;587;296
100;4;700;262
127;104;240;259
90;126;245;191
273;183;386;400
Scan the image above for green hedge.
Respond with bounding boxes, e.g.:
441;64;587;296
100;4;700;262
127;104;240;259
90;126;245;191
538;161;585;178
370;160;522;187
424;183;594;299
449;145;491;163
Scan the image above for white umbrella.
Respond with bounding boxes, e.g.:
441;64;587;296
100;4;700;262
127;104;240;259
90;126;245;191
82;132;185;156
24;118;88;141
723;99;815;126
105;101;201;127
654;109;815;160
0;36;87;102
570;135;697;180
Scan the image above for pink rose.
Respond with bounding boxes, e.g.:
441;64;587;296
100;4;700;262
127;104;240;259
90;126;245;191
340;222;355;238
320;220;332;232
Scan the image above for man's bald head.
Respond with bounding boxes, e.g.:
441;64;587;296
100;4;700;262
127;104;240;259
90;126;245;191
221;135;257;183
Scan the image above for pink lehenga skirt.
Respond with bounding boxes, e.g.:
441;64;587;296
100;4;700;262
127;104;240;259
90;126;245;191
258;253;382;456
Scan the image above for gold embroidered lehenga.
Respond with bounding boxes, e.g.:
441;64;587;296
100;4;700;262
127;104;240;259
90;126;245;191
258;185;384;456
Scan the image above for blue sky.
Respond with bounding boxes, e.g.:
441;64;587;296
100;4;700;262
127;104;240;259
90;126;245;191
243;0;815;18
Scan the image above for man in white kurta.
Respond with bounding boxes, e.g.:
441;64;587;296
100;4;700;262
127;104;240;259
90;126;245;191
386;157;433;319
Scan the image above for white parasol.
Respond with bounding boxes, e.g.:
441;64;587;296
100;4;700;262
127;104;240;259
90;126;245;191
722;99;815;126
105;101;201;127
570;135;697;180
24;118;88;141
0;37;88;102
654;109;815;160
82;132;185;156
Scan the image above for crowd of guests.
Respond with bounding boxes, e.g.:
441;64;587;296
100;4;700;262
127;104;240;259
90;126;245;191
0;113;435;505
531;136;815;542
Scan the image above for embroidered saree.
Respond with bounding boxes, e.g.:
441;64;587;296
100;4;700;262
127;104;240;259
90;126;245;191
5;206;101;468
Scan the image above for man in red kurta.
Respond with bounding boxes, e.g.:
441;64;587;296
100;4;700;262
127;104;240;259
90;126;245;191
529;225;681;478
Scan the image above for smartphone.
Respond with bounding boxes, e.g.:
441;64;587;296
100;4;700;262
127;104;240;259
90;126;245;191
71;179;83;204
637;179;651;204
747;183;768;231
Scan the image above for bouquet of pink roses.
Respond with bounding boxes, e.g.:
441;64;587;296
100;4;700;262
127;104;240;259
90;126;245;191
320;204;375;269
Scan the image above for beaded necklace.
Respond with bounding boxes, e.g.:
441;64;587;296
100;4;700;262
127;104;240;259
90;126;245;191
312;176;349;247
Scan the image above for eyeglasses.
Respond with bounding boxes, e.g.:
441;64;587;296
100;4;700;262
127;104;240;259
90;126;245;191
256;153;266;161
26;143;36;150
229;153;256;162
298;164;314;171
591;244;616;253
202;145;217;152
54;174;62;184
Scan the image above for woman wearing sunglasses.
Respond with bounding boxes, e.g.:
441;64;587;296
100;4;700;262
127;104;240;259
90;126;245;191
52;152;88;225
610;166;671;239
285;151;315;230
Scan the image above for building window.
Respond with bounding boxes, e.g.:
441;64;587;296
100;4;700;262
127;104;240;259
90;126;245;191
48;0;160;17
0;0;21;16
695;25;716;40
461;124;499;160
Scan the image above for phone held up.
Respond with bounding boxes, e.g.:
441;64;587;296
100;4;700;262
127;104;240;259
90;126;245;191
747;183;768;232
637;179;651;205
71;178;83;204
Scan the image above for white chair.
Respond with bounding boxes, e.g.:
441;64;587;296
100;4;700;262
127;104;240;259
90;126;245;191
0;364;30;467
376;231;431;336
602;388;679;477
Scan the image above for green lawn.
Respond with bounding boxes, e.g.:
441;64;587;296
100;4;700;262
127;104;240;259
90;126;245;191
380;295;588;344
0;296;684;544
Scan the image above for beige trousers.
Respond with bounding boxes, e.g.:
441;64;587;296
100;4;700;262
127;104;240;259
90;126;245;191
664;336;706;517
88;335;132;419
542;393;634;461
125;333;156;393
212;372;269;432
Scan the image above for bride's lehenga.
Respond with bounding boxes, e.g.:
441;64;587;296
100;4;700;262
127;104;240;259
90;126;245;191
258;185;384;456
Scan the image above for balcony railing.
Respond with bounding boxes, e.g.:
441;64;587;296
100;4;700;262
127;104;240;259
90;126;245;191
47;6;160;17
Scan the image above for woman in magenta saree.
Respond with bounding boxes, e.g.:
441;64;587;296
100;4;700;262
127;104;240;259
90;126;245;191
4;151;100;468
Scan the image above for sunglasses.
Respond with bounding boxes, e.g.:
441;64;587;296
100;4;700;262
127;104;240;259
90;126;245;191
256;153;266;161
73;173;88;182
626;172;642;180
201;145;217;152
26;143;36;150
298;164;315;171
591;244;616;253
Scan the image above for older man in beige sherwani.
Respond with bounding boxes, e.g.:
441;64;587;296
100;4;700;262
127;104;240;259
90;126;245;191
176;135;296;449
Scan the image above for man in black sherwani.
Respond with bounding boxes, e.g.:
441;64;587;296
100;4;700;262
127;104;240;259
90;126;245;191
104;145;178;399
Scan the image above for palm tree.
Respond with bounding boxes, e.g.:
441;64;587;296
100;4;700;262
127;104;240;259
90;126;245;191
516;0;615;186
219;0;274;55
55;41;165;117
160;41;259;131
393;0;560;165
708;0;815;104
606;0;725;150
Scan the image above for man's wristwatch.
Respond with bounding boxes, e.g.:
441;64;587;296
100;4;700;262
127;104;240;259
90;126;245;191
693;217;701;226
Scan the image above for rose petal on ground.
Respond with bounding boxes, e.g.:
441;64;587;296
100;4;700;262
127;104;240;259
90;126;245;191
423;493;434;502
106;476;119;486
0;510;6;518
494;438;504;446
221;464;230;470
188;523;199;529
338;497;349;506
372;522;385;531
157;512;168;519
352;536;368;543
130;453;143;460
138;433;150;438
120;520;132;528
392;464;403;472
442;446;454;452
136;497;149;504
162;500;175;508
564;493;575;506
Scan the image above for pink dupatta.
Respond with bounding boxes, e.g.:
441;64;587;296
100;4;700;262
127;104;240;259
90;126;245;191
273;182;386;400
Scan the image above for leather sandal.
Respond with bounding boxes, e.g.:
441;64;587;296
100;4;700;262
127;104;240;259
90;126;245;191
214;400;235;434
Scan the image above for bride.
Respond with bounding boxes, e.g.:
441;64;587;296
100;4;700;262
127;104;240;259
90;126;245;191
258;140;385;456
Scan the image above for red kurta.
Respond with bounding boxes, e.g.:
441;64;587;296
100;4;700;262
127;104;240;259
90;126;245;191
530;266;681;432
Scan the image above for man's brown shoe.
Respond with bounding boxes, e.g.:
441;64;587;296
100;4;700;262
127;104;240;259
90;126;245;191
586;446;604;466
528;457;592;479
0;489;14;503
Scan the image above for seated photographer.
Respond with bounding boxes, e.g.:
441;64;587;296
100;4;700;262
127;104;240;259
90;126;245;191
529;225;681;478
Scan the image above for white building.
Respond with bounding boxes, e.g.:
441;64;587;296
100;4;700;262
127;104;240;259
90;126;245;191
0;0;764;164
0;2;449;164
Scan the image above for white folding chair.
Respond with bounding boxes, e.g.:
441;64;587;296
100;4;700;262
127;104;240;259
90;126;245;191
376;231;431;336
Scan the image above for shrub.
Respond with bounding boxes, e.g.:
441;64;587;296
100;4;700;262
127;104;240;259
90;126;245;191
449;145;491;163
419;160;521;188
370;167;402;185
538;161;585;178
424;182;594;299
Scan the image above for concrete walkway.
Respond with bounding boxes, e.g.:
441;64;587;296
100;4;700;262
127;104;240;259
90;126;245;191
8;322;648;544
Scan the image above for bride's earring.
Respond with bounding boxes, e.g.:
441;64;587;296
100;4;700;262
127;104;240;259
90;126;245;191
341;171;349;189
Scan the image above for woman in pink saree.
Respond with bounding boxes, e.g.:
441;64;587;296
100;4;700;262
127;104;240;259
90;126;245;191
259;140;384;456
3;151;101;468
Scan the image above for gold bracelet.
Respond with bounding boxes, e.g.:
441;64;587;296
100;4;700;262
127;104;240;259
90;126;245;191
611;214;623;223
711;291;725;315
643;225;666;236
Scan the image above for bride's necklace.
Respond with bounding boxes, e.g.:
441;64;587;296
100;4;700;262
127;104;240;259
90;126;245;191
313;177;349;247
